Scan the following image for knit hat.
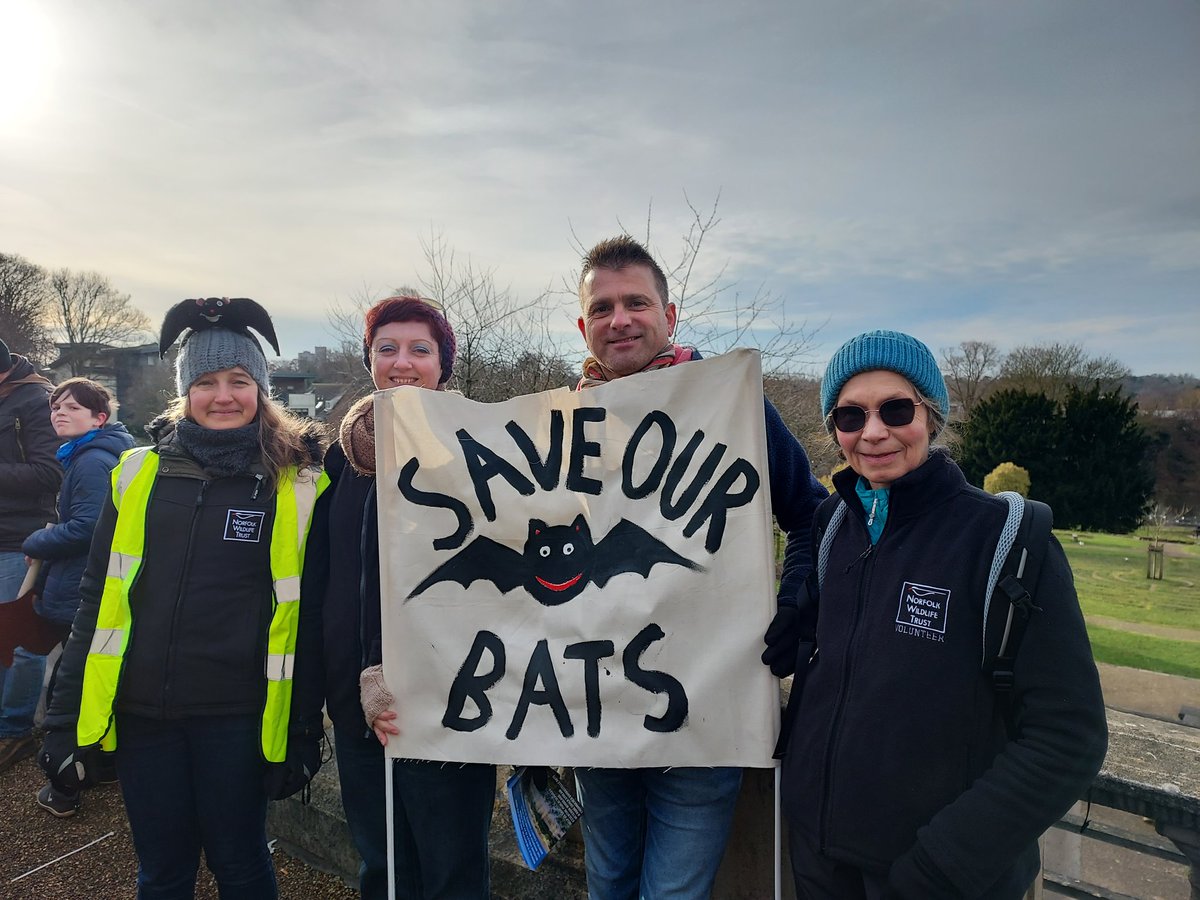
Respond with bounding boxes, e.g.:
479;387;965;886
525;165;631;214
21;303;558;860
820;330;949;431
175;327;270;396
0;339;11;374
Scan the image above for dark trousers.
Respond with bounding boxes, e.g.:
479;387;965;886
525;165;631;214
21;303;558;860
788;825;1037;900
116;713;276;900
333;724;496;900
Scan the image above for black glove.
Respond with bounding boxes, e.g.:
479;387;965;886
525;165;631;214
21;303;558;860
39;728;93;794
761;606;802;677
264;731;324;801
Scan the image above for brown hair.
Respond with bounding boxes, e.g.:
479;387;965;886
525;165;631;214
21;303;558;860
51;378;113;421
579;235;670;309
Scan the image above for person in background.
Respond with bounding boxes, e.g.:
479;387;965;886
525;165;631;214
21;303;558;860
39;301;329;898
572;236;827;900
307;295;495;900
23;377;134;816
0;337;61;773
776;330;1107;899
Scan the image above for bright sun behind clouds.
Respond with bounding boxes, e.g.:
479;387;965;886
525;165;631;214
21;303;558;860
0;0;60;128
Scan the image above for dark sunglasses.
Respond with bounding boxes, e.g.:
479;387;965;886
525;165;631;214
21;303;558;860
828;397;924;433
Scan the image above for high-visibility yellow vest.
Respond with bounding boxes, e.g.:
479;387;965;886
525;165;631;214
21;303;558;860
77;446;329;762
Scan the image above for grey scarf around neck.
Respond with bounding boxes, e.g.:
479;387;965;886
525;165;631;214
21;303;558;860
174;419;262;478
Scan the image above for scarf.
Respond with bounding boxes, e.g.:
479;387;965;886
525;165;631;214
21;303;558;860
174;419;262;477
577;343;695;390
340;394;377;477
56;428;102;467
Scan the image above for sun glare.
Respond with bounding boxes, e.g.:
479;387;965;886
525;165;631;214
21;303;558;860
0;0;59;127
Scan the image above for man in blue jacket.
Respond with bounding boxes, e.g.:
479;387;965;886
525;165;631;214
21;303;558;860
571;236;826;899
0;339;61;772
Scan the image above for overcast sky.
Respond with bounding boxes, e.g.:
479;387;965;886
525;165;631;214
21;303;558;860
2;0;1197;376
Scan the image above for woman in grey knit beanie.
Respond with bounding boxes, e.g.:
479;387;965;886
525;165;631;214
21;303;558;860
39;298;329;898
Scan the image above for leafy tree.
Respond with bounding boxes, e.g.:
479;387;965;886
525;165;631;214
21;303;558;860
959;390;1061;494
941;340;1000;418
0;252;53;362
984;462;1031;497
1054;385;1153;532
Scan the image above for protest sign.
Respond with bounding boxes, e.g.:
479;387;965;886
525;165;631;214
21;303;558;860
375;349;779;767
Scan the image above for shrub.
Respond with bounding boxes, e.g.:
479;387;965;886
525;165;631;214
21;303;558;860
984;462;1031;497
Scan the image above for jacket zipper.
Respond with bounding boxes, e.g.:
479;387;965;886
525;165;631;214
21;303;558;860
15;417;25;462
161;477;208;714
258;475;275;762
818;538;874;852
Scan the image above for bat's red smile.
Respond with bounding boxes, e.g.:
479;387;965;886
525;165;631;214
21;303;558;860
534;573;583;592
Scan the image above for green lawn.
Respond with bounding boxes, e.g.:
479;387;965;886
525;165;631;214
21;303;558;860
1058;530;1200;631
1085;625;1200;680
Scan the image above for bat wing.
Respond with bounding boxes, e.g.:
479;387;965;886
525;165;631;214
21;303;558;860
157;297;281;357
406;536;527;599
226;297;281;355
158;300;201;357
590;519;704;588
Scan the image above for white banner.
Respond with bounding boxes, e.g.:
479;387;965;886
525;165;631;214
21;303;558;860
375;349;779;767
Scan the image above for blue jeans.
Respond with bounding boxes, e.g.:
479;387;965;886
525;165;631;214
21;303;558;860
575;766;743;900
115;712;277;900
333;724;495;900
0;551;46;738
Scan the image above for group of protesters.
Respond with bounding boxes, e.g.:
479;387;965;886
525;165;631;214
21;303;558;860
0;234;1107;900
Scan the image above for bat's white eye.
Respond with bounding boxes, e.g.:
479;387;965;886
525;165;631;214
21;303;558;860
563;543;574;555
539;546;551;557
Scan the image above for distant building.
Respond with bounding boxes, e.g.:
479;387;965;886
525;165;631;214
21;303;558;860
46;342;166;400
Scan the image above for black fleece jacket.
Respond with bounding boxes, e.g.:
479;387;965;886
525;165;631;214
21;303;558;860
45;425;328;752
780;452;1107;899
0;356;61;550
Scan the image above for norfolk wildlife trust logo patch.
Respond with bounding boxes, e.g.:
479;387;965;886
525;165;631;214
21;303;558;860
895;581;950;643
224;509;266;543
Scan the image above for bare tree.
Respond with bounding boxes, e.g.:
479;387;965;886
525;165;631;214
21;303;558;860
0;253;54;362
49;269;151;375
998;341;1130;404
941;340;1001;418
763;373;840;476
570;191;823;375
327;235;564;403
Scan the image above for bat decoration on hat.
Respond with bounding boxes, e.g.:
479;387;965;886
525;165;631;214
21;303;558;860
407;515;704;607
158;297;281;358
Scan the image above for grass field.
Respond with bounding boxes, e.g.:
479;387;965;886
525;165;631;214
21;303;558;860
1057;529;1200;677
1086;626;1200;679
1058;530;1199;629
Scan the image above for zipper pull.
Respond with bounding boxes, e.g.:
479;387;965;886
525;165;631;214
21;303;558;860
867;496;878;528
844;544;873;574
252;474;263;499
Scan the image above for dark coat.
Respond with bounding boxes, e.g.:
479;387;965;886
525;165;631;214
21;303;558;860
309;440;380;735
45;425;328;747
780;452;1108;899
0;356;61;551
23;423;135;624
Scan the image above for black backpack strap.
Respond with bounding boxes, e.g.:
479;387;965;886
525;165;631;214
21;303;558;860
987;498;1053;732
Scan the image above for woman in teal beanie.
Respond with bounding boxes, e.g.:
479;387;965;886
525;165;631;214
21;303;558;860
776;329;1107;899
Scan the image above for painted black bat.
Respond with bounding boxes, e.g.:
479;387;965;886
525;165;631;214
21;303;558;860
407;514;703;606
158;297;281;358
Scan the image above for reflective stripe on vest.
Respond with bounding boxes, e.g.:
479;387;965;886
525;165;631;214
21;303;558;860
77;451;329;762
